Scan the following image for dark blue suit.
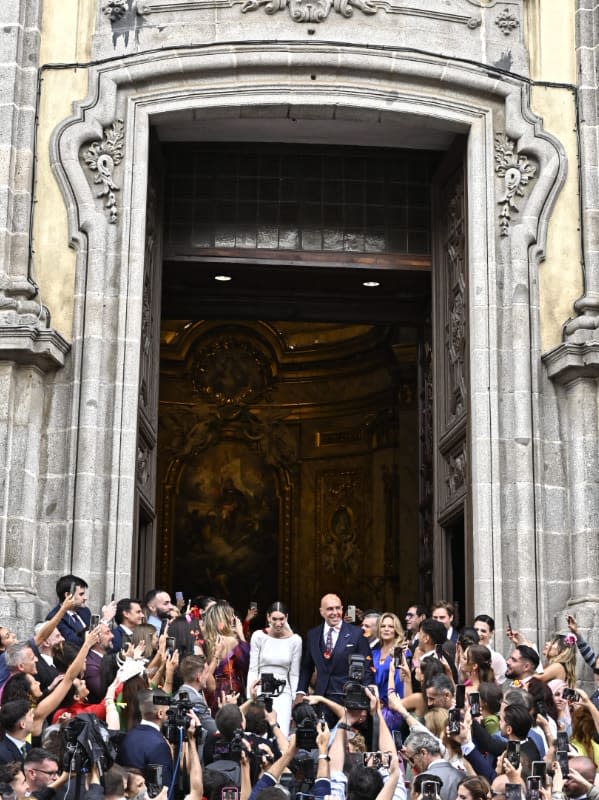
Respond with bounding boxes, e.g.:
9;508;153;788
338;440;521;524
45;605;91;647
297;621;372;704
117;723;173;787
0;736;25;764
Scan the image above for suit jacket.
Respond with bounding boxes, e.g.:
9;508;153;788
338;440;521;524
45;606;91;647
117;723;173;787
111;626;132;654
297;621;371;702
0;735;25;764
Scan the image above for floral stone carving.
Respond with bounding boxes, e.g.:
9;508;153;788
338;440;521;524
83;119;124;224
494;132;536;236
102;0;128;20
495;7;519;36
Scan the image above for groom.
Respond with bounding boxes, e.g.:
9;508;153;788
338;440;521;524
295;593;372;722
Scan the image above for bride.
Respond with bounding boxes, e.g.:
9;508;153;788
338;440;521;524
247;601;302;736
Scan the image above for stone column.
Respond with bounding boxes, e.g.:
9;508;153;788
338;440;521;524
0;0;69;634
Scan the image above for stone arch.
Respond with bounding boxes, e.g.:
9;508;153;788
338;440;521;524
50;43;567;638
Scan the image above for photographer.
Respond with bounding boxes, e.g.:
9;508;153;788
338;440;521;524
248;721;332;800
116;690;174;789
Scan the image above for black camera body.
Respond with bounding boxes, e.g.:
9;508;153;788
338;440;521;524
295;717;318;750
348;655;367;682
154;691;197;744
261;673;286;696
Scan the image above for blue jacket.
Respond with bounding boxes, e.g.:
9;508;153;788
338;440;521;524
297;621;372;702
117;723;173;787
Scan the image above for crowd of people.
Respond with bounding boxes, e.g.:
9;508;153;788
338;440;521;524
0;577;597;800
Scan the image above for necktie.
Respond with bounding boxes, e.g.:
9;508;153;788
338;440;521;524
324;627;333;659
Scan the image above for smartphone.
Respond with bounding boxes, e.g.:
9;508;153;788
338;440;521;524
506;784;522;800
69;580;77;597
90;613;100;628
469;691;481;717
392;730;403;751
506;614;513;634
556;750;570;779
146;764;163;798
532;761;547;783
422;781;439;800
175;591;184;602
347;604;356;622
159;618;169;636
166;636;175;655
221;790;239;800
448;707;461;735
527;776;541;800
363;752;391;769
562;688;580;702
557;731;570;751
506;740;521;769
250;601;258;611
455;684;466;709
393;646;403;669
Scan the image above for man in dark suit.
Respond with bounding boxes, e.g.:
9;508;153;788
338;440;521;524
295;593;371;724
0;700;35;764
45;574;92;648
111;598;145;653
117;689;173;788
431;600;459;644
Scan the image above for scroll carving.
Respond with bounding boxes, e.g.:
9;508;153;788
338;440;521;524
495;132;537;236
83;119;124;223
241;0;376;23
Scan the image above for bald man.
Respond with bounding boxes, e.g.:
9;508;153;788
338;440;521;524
564;756;596;798
295;593;371;723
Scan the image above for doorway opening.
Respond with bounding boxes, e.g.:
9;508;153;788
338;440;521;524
136;138;469;629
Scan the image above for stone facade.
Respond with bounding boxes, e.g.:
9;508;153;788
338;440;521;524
0;0;596;667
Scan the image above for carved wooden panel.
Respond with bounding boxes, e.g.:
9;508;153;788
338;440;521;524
132;137;163;595
433;141;469;522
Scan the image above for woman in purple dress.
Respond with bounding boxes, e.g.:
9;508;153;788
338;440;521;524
203;600;250;711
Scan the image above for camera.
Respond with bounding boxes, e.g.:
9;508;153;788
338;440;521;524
295;717;318;750
348;654;367;682
153;691;197;744
343;654;369;710
257;673;286;711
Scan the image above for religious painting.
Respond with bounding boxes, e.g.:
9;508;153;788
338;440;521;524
172;441;279;614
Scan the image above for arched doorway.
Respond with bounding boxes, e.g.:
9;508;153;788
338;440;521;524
134;137;469;628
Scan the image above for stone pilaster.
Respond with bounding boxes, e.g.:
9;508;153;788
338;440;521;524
0;0;70;634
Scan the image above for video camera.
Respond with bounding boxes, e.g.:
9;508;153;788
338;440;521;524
153;691;198;745
228;728;275;766
256;673;286;712
343;654;369;710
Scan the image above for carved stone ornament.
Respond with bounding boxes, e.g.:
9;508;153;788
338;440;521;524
446;445;467;497
102;0;128;20
495;7;519;36
241;0;375;23
83;119;124;224
191;337;274;405
494;132;536;236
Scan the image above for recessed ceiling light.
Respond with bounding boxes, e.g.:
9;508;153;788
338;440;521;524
363;280;380;287
214;274;232;282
